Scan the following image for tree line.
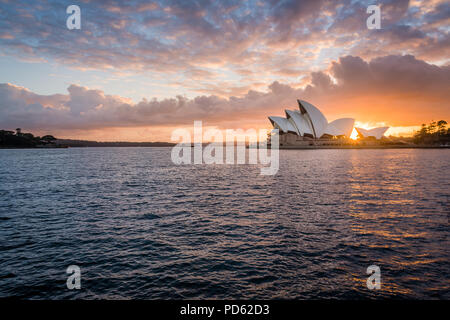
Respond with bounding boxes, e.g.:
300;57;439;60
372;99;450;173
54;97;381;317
413;120;449;144
0;128;56;147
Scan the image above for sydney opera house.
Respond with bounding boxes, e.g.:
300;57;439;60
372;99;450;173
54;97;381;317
268;100;389;146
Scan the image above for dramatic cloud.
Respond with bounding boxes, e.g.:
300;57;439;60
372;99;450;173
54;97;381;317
1;55;449;140
0;1;448;140
0;0;448;86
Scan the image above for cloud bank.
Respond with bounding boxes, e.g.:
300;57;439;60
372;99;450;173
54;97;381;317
0;0;448;90
1;54;449;140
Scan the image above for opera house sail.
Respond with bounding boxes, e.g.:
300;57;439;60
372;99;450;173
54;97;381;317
268;99;388;146
355;127;389;140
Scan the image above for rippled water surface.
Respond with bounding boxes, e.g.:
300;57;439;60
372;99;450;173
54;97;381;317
0;147;448;299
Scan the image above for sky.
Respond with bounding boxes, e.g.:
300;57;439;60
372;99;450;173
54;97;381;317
0;0;449;141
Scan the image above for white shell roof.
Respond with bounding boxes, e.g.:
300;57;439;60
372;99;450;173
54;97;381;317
268;116;297;134
268;99;356;138
355;127;389;139
285;110;313;136
297;100;328;138
325;118;355;137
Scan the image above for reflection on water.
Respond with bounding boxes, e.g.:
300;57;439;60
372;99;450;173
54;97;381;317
0;148;448;299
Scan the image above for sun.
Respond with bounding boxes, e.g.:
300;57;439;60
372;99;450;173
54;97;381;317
350;128;359;140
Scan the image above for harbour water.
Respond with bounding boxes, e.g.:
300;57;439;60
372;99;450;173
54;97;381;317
0;148;448;299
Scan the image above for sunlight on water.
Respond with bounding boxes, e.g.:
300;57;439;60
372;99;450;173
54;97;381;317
0;148;448;299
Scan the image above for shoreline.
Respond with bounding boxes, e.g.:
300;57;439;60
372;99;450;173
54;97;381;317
1;144;449;150
0;145;171;149
269;144;450;149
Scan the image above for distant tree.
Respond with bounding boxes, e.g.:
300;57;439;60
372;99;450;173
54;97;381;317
22;133;34;140
0;130;34;147
0;129;57;147
41;135;57;144
413;120;449;144
41;135;56;141
413;124;426;144
437;120;447;136
428;121;437;134
419;123;427;135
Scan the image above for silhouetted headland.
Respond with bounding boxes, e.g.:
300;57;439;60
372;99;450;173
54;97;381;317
0;128;175;148
55;139;175;148
0;128;66;148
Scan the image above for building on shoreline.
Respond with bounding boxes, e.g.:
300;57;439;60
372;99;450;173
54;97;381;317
268;100;389;147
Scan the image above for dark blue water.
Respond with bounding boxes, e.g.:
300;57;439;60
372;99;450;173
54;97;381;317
0;148;448;299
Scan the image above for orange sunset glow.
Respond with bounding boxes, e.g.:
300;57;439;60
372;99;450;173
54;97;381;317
0;0;449;303
0;0;448;141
